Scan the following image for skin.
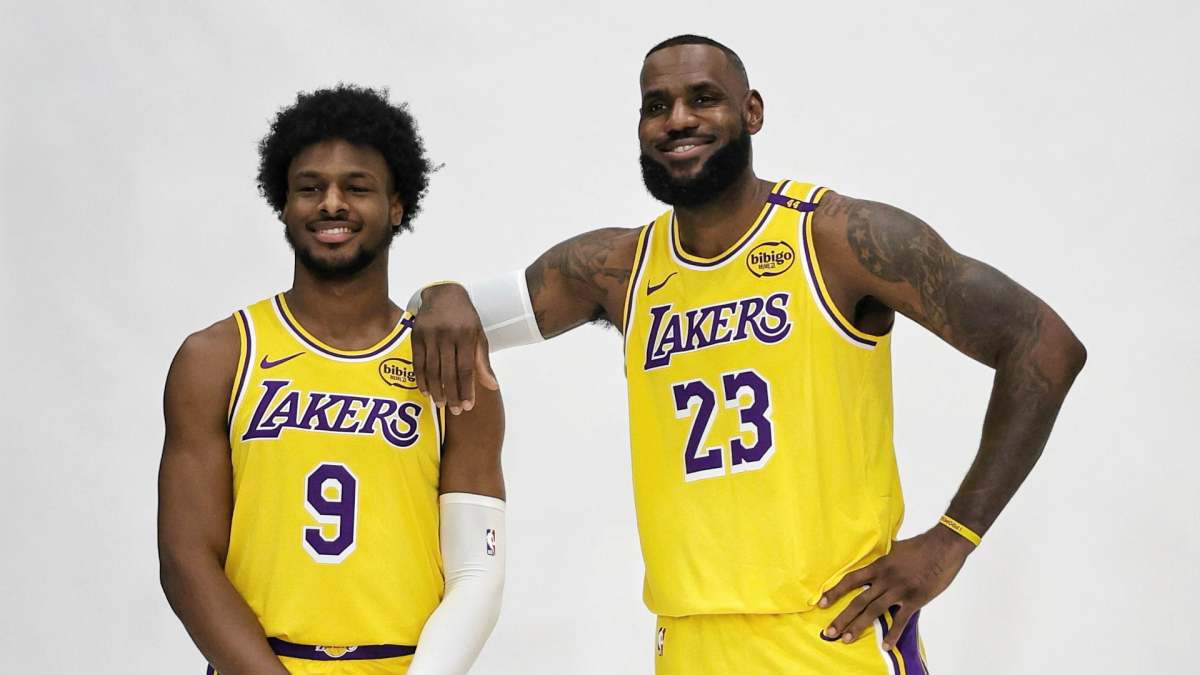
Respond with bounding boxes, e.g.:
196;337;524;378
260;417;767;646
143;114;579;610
412;43;1086;652
159;139;504;675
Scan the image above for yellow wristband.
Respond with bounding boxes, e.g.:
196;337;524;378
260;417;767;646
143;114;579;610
939;515;982;546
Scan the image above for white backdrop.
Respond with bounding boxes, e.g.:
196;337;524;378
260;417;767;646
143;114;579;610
2;1;1197;673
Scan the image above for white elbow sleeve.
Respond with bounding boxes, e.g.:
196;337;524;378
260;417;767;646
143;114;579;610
407;493;506;675
468;270;544;352
408;272;543;352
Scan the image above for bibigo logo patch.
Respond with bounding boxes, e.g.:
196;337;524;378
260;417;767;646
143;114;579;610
379;358;418;389
745;241;795;277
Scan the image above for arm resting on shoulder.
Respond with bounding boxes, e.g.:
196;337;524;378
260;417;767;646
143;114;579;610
409;227;641;412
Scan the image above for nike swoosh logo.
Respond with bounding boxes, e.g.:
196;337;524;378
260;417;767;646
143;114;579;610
260;352;304;369
646;272;677;296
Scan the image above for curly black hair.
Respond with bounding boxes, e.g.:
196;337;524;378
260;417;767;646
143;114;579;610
257;84;434;233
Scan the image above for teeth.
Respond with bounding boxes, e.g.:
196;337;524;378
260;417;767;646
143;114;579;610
671;144;697;153
322;227;350;235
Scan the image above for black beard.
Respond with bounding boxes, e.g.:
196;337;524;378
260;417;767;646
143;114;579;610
285;224;395;281
640;129;752;208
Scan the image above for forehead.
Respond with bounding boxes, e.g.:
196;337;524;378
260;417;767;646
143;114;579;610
640;44;741;96
288;138;390;181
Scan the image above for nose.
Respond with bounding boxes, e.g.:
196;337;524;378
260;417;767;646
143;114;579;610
664;99;699;134
319;185;348;217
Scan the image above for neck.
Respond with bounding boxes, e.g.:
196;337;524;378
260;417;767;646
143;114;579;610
674;168;774;259
284;250;401;351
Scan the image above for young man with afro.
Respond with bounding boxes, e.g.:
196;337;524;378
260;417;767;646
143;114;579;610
158;85;506;675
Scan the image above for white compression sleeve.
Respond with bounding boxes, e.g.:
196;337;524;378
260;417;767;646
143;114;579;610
406;493;506;675
468;270;544;352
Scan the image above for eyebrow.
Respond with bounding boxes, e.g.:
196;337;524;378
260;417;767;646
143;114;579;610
291;170;379;181
642;80;725;101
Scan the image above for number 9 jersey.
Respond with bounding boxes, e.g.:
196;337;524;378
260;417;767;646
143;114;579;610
225;294;444;649
623;181;904;617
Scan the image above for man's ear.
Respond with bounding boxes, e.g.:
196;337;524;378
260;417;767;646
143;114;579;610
745;89;764;135
390;195;405;232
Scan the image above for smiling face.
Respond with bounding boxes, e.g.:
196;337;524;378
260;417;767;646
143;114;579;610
281;138;404;279
638;44;763;206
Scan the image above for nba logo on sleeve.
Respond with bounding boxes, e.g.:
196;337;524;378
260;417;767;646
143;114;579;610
656;627;666;657
485;529;497;556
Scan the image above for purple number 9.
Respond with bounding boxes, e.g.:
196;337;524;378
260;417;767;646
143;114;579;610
303;462;358;564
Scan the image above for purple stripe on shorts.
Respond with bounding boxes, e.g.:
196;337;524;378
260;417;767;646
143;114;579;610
767;192;818;211
891;608;927;675
267;637;415;661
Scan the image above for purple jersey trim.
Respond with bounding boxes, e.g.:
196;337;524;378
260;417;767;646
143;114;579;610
799;206;878;348
266;637;416;661
670;200;778;269
879;608;927;675
272;295;411;361
767;192;819;211
622;222;656;336
669;181;790;269
228;309;253;428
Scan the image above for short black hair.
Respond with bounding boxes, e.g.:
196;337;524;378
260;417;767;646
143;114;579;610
645;35;749;88
257;84;434;233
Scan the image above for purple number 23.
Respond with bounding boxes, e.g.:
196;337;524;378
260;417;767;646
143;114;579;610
303;462;358;564
672;369;774;482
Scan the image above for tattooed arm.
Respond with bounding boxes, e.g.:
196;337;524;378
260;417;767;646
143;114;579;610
411;227;642;410
812;192;1087;650
523;227;642;337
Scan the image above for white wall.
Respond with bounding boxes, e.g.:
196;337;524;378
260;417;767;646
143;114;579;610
1;1;1196;673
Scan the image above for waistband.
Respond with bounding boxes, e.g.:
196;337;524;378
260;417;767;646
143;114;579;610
268;637;416;660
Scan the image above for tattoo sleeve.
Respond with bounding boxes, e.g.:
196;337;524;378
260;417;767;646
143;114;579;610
837;197;1086;535
525;227;640;337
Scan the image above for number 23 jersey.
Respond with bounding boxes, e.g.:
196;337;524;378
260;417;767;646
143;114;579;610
623;181;904;617
225;294;444;647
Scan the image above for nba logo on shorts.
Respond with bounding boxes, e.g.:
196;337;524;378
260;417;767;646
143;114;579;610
485;529;496;556
656;627;666;657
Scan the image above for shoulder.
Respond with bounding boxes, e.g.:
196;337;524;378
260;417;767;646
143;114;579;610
166;316;242;409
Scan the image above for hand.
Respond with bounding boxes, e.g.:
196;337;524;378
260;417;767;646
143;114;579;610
410;284;499;414
819;524;975;651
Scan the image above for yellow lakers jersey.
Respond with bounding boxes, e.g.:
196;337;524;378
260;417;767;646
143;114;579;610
226;294;444;647
623;181;904;617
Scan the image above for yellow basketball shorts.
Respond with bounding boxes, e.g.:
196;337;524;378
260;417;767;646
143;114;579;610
654;606;928;675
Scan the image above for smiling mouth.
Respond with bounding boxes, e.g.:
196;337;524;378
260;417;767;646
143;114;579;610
658;138;713;159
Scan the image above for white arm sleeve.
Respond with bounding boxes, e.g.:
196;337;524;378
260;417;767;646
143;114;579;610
406;493;506;675
467;270;544;352
407;271;544;352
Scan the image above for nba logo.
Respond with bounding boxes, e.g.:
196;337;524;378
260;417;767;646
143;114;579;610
485;529;496;556
656;627;666;657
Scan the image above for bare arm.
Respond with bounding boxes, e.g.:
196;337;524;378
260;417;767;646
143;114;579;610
158;319;290;675
814;193;1086;649
411;227;641;411
439;384;505;499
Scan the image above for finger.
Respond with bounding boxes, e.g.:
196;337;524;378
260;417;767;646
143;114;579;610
455;338;476;412
424;334;446;407
438;341;462;414
842;594;895;645
820;567;870;608
476;338;499;392
825;583;876;640
880;605;914;652
412;335;429;396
